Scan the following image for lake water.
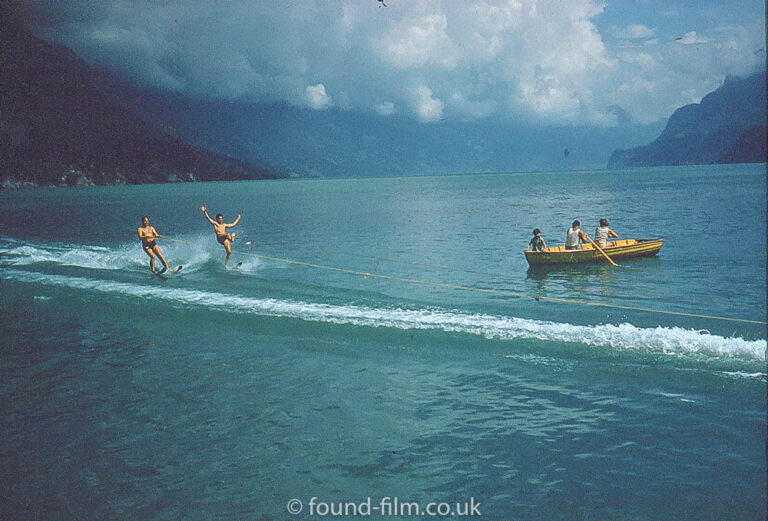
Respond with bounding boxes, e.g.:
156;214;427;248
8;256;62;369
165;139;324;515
0;164;765;520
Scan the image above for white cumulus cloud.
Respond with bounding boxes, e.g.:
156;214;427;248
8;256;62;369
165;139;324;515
18;0;765;126
376;12;457;69
374;102;396;116
613;24;656;40
306;83;333;110
413;85;444;122
677;31;707;45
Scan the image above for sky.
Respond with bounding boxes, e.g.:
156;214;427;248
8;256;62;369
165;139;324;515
11;0;766;127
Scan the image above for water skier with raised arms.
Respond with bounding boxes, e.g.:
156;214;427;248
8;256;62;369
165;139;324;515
200;205;241;266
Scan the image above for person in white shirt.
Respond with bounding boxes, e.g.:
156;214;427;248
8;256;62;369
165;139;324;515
594;218;618;247
565;220;588;250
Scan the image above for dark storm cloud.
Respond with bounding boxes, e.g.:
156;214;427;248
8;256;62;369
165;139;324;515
7;0;764;125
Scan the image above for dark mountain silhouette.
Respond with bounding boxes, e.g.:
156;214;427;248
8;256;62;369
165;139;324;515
607;70;766;168
132;93;663;179
0;16;284;187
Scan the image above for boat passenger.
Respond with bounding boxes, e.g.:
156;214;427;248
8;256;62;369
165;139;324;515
594;218;618;247
566;220;588;249
525;228;547;252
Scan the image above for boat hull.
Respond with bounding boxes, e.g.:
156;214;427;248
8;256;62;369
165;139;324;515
524;239;663;266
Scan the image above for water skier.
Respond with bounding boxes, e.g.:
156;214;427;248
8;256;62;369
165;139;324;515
137;216;170;273
200;205;241;265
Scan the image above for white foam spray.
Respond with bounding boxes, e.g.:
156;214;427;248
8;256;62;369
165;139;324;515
3;269;764;363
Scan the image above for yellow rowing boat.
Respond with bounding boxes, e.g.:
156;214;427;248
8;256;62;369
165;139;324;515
524;239;663;266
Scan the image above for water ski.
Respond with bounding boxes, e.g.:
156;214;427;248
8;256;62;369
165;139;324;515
154;265;182;278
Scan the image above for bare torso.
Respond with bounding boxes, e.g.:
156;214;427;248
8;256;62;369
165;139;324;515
138;225;159;247
210;222;228;237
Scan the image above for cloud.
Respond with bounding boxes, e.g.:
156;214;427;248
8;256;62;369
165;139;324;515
376;12;457;69
374;102;396;116
450;92;495;120
676;31;707;45
412;85;444;122
613;24;655;40
306;83;333;110
618;52;658;70
14;0;765;126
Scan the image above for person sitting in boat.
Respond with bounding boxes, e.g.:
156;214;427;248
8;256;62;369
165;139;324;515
525;228;547;252
594;218;618;247
566;220;588;250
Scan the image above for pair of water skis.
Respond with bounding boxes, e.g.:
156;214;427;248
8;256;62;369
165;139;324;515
153;265;183;279
153;262;244;279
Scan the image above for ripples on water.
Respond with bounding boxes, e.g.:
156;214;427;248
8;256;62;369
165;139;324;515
0;165;765;520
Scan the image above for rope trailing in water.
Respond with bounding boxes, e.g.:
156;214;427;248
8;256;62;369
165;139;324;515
252;239;734;310
160;236;767;325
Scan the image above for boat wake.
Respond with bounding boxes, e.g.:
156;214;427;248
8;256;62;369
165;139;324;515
0;237;258;275
2;267;764;366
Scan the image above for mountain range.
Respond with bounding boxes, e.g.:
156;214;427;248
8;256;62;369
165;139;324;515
0;17;285;188
135;88;663;179
608;70;766;168
2;11;764;188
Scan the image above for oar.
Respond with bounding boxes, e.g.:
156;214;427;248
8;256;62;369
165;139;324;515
585;234;619;267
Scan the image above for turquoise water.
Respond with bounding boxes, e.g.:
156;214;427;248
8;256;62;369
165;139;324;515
1;164;765;520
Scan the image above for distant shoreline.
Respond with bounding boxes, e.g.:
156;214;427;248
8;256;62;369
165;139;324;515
0;171;311;190
3;162;765;190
